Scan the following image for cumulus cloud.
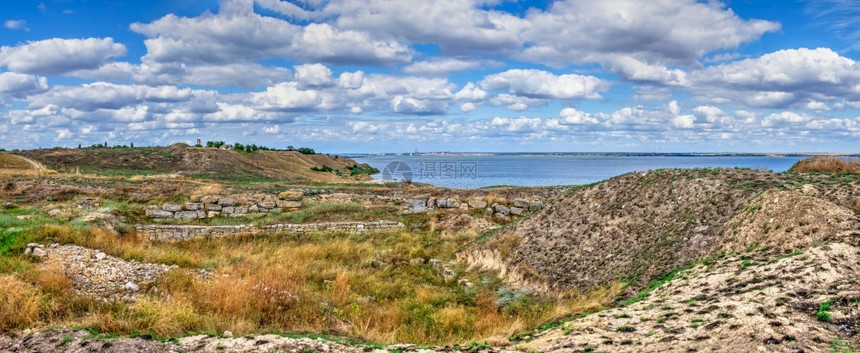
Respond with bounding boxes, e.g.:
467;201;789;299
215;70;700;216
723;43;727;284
0;38;127;75
251;82;322;112
0;72;49;98
488;94;547;111
518;0;779;69
390;96;448;115
130;7;411;66
559;108;598;125
403;58;499;76
27;83;194;111
294;63;334;88
689;48;860;108
259;0;776;74
480;69;609;100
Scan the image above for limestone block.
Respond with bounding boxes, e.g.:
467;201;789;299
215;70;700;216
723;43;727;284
218;197;238;206
447;198;460;208
513;198;529;208
278;191;304;201
146;209;174;218
277;200;302;208
174;211;198;219
468;199;487;208
162;203;182;212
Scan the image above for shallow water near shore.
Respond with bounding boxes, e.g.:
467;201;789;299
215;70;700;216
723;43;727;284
352;154;807;188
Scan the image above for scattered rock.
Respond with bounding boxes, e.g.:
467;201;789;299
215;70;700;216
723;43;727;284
509;207;526;216
124;281;140;292
493;204;510;216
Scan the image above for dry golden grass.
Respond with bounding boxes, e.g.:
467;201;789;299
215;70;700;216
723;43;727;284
2;216;623;345
789;156;860;174
0;220;619;344
0;153;34;170
0;275;42;331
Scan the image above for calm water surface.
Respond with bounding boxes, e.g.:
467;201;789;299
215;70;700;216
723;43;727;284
351;155;806;189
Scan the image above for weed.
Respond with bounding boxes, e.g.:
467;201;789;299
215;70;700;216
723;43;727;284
818;298;836;322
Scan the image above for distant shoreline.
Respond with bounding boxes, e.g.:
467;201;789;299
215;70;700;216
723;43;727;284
344;152;860;158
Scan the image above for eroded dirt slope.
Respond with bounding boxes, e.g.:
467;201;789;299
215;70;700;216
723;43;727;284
463;168;860;293
517;243;860;353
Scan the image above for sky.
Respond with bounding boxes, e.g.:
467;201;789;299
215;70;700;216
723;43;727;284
1;0;859;153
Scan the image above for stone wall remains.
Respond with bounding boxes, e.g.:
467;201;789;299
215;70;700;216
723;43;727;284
135;220;404;242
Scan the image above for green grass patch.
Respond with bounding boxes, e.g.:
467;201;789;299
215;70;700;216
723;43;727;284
818;298;836;322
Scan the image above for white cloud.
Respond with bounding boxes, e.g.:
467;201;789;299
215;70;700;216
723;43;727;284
28;83;194;111
480;69;609;100
690;48;860;108
0;72;49;98
264;125;280;133
390;96;448;115
691;105;727;123
559;107;598;125
251;82;322;112
55;128;73;141
294;63;334;88
453;82;487;101
338;71;365;89
519;0;779;69
403;58;498;76
4;20;28;31
0;38;127;75
130;7;411;66
761;111;812;127
460;102;477;112
488;94;547;111
670;114;696;128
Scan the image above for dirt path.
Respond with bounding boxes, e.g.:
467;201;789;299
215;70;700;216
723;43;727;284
13;154;47;171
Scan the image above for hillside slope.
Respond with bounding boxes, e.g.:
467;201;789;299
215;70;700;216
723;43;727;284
461;168;860;294
18;145;373;182
0;153;41;170
517;242;860;352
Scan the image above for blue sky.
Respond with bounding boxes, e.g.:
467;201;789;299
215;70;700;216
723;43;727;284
1;0;859;153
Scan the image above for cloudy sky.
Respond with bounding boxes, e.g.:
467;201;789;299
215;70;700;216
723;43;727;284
1;0;859;153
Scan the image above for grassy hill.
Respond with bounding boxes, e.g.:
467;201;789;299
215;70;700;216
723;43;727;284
0;153;34;170
17;144;376;183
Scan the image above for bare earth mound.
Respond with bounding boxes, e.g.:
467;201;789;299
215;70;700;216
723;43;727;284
518;243;860;352
462;168;860;293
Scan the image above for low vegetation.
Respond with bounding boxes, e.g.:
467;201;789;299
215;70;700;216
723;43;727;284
789;156;860;174
0;199;617;345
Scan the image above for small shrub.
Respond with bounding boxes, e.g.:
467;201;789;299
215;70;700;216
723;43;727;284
310;166;333;173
